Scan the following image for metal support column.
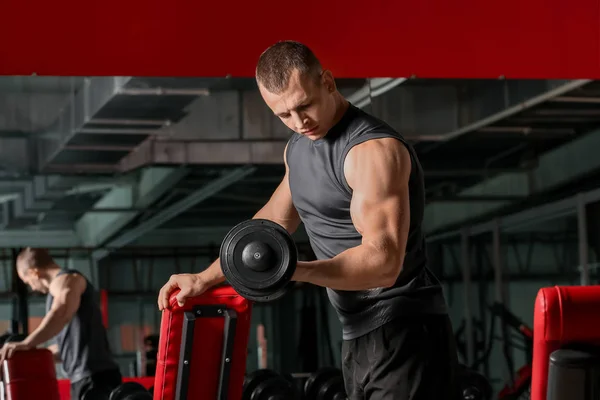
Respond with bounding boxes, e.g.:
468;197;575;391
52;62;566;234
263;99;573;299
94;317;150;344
11;248;28;335
578;193;590;285
492;219;504;304
493;219;514;381
461;227;474;366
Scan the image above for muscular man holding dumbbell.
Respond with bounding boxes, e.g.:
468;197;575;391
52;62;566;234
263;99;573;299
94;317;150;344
158;41;460;399
0;248;122;400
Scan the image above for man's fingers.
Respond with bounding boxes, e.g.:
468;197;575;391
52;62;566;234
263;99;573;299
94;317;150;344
158;278;178;311
176;286;191;306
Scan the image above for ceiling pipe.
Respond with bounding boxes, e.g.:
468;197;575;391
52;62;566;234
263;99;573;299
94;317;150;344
346;78;407;108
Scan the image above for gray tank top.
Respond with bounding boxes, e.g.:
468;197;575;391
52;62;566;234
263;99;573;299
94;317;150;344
45;269;118;382
286;104;448;340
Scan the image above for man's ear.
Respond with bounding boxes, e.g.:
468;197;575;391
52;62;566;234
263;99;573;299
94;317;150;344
321;70;336;93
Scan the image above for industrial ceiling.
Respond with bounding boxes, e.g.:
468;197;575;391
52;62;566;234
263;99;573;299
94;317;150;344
1;76;599;253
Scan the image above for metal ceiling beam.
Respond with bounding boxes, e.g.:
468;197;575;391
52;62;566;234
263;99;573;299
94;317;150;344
76;167;189;247
346;78;406;108
36;77;133;170
0;229;80;247
427;185;600;243
423;107;600;233
422;79;591;149
119;140;286;170
93;166;256;260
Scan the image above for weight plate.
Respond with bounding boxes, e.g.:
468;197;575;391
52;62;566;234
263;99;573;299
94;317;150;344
252;376;295;400
82;387;111;400
109;382;149;400
305;367;344;400
243;369;282;400
221;219;297;302
317;375;345;400
458;367;492;400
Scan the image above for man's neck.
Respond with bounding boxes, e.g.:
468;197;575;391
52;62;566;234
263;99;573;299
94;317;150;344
332;93;350;125
45;265;62;284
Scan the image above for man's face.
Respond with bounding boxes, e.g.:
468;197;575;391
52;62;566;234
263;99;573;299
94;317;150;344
17;263;46;293
259;69;338;141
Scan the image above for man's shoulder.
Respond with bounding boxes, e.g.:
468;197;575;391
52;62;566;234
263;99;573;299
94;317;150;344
50;270;88;294
346;105;401;139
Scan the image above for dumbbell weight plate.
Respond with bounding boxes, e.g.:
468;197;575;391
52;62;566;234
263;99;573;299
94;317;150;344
305;367;346;400
243;369;281;400
252;376;296;400
458;367;492;400
317;375;345;400
243;369;296;400
82;387;111;400
109;382;152;400
220;219;297;302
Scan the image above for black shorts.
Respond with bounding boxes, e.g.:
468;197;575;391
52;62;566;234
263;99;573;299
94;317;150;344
341;314;460;400
70;369;122;400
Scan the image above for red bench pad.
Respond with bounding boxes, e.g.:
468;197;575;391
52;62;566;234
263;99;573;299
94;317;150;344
2;349;60;400
153;286;252;400
532;285;600;400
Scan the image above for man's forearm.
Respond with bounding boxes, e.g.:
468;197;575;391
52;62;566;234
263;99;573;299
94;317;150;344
253;205;300;234
293;244;403;291
201;259;226;286
23;310;69;348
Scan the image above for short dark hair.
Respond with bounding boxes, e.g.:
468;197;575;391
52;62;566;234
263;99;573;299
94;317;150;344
17;247;55;271
255;41;322;94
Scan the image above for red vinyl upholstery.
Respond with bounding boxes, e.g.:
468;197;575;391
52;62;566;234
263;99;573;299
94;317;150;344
532;285;600;400
2;348;60;400
153;286;252;400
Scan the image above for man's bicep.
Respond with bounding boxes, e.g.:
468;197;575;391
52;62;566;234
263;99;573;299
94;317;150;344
346;138;412;244
260;174;301;231
50;274;85;316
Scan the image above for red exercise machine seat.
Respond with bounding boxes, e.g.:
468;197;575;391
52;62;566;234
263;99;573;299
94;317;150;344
1;348;61;400
153;286;252;400
532;285;600;400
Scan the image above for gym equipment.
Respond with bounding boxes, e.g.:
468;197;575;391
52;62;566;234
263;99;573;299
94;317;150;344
153;286;252;400
457;365;492;400
547;348;600;400
531;285;600;400
82;386;112;400
304;367;347;400
242;369;297;400
1;349;60;400
220;219;297;302
109;381;152;400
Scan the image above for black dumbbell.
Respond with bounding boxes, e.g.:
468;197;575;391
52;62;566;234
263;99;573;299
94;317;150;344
82;387;112;400
243;369;298;400
457;365;492;400
109;382;152;400
304;367;347;400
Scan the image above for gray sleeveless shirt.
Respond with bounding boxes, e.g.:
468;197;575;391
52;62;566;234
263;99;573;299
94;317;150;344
45;269;118;382
286;104;448;340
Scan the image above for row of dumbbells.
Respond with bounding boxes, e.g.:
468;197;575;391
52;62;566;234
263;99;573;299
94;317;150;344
83;368;344;400
83;382;153;400
243;365;493;400
243;367;346;400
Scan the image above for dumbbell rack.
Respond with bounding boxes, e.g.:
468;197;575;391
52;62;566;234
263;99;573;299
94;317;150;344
175;305;238;400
